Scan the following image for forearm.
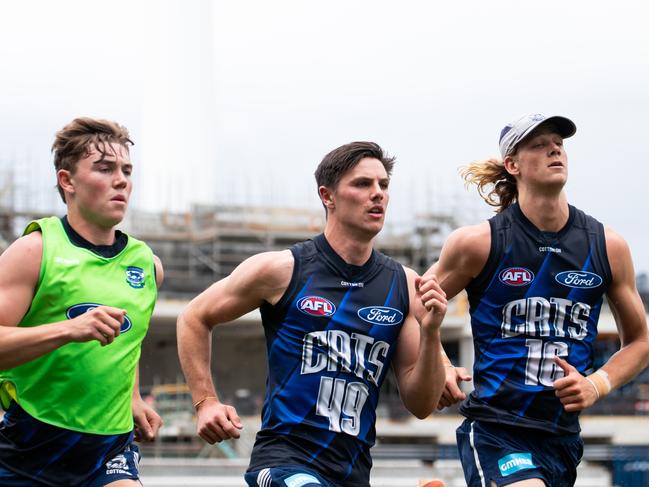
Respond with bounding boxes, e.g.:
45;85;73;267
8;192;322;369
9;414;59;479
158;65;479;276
398;329;445;418
177;312;219;404
132;364;142;399
601;337;649;390
0;323;71;369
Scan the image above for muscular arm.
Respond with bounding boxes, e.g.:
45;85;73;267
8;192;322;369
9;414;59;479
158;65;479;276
0;233;125;369
132;254;165;442
391;268;447;418
177;250;293;442
423;223;491;409
428;223;491;300
554;229;649;411
601;229;649;389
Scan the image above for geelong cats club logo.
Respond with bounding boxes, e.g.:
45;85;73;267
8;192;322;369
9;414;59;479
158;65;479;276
297;296;336;317
499;267;534;286
125;266;145;289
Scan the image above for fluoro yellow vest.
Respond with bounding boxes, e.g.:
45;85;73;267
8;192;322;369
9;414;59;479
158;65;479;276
0;217;157;434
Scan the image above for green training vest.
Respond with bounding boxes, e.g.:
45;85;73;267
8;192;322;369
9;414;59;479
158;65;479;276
0;217;157;434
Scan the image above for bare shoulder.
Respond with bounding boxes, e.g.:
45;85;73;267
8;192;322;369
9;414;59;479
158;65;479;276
0;232;43;324
401;265;419;296
604;226;630;255
447;222;490;253
0;232;43;274
440;222;491;270
603;226;634;279
242;249;294;281
153;254;164;288
402;265;419;281
234;249;295;305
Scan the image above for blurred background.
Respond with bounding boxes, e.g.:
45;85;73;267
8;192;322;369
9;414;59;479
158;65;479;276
2;1;649;485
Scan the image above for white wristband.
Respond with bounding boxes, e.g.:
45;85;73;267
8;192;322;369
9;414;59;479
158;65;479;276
594;369;612;394
584;376;600;400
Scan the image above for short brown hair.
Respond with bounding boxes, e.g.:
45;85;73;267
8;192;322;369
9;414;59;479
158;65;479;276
52;117;133;202
314;141;395;191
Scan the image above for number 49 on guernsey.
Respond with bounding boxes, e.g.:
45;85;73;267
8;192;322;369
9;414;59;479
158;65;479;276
316;377;369;436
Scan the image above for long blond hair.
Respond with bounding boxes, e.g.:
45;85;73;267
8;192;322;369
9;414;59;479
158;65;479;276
461;158;517;213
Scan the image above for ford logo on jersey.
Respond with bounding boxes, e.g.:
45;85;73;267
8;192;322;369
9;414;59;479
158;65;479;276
499;267;534;286
555;270;603;289
66;303;133;333
357;306;404;326
297;296;336;317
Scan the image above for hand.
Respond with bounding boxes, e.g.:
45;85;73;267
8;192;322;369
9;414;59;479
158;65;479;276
133;396;163;442
437;366;472;410
553;357;598;412
415;274;447;332
66;306;127;346
195;398;243;444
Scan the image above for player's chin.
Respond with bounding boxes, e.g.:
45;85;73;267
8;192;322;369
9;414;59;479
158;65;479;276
363;219;384;235
107;211;127;225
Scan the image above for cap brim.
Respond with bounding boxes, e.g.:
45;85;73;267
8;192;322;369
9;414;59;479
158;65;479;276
542;115;577;139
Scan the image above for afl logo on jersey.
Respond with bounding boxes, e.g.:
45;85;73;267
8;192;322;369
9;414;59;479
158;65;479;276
555;270;603;289
66;303;133;333
499;267;534;286
297;296;336;317
357;306;404;326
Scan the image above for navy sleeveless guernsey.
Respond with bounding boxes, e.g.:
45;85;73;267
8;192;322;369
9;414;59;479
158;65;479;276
247;234;410;486
461;203;612;434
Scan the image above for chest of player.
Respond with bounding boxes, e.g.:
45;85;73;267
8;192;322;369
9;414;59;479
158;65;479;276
482;224;609;341
270;267;406;385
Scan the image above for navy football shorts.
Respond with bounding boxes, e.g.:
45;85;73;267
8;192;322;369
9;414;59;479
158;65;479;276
456;418;583;487
245;465;334;487
0;402;141;486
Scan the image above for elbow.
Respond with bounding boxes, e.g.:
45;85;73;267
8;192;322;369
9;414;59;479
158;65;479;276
403;396;436;419
411;408;433;420
177;305;205;333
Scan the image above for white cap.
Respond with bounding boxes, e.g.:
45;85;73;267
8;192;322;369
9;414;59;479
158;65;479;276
499;113;576;158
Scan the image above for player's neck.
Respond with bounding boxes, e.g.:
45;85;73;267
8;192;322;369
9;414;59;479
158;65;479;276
66;210;118;246
323;227;374;266
517;191;569;233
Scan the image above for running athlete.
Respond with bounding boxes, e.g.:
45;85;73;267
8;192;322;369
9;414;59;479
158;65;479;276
177;141;448;487
0;117;163;486
428;113;649;487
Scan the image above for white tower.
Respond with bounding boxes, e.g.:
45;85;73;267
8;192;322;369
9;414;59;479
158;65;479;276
138;0;217;213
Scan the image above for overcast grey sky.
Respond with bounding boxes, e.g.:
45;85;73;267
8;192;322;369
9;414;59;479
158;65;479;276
1;0;648;272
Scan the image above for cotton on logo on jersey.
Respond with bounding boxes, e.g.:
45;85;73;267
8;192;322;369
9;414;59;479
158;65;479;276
66;303;132;333
297;296;336;317
555;270;603;289
499;267;534;286
357;306;404;326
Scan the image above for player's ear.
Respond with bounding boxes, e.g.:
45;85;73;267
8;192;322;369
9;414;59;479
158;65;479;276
319;186;335;210
503;155;519;176
57;169;75;196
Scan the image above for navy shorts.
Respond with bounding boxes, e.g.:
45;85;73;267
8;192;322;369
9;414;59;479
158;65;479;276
456;419;583;487
245;466;334;487
0;403;141;486
0;445;141;486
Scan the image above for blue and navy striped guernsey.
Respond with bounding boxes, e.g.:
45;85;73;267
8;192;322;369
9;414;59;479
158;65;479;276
461;203;612;434
247;233;410;486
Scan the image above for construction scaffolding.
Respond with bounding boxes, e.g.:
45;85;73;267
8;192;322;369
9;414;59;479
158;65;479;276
125;204;458;298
